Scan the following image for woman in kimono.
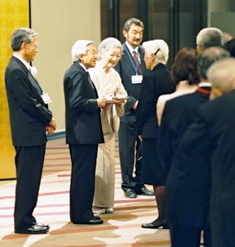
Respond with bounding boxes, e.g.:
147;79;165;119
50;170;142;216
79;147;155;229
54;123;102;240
88;37;127;215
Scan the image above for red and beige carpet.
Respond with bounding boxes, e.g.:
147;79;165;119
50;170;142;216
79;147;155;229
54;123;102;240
0;137;171;247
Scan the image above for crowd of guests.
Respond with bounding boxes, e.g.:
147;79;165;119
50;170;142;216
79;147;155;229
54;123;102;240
4;17;235;247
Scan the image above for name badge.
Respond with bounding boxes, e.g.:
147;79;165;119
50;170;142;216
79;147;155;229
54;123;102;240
41;92;52;104
132;75;143;84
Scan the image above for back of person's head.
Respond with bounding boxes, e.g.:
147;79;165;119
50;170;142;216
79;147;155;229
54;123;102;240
98;37;123;55
198;46;230;80
71;40;94;62
142;39;169;65
11;27;37;51
224;38;235;58
196;27;223;52
171;47;200;86
207;57;235;96
123;17;144;32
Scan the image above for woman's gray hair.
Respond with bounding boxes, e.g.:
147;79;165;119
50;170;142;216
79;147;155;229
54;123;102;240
142;39;169;64
71;40;94;62
11;28;37;51
98;37;123;55
196;27;223;49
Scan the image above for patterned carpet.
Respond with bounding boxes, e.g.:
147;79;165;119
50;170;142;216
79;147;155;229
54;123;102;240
0;137;171;247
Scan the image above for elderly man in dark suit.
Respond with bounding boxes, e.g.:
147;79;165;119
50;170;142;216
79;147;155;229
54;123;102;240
115;17;154;198
5;28;56;234
64;40;106;225
196;27;224;53
161;47;230;247
175;57;235;247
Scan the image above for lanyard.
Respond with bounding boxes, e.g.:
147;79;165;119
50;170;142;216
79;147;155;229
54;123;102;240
124;43;140;75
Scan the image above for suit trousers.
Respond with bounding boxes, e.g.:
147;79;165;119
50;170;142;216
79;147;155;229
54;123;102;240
14;144;46;231
118;121;143;192
69;143;98;223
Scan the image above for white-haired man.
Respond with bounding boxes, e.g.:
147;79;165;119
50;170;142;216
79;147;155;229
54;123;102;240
196;27;223;53
5;27;56;234
63;40;106;225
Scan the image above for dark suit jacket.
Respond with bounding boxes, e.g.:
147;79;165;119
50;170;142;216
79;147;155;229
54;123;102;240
177;90;235;246
63;62;104;144
4;56;52;147
164;87;211;228
159;87;211;175
114;43;146;122
136;63;175;139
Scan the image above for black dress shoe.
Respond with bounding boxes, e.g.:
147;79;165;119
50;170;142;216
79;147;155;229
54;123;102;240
124;189;137;198
137;186;154;196
37;223;50;229
15;224;50;234
82;216;104;225
141;217;168;229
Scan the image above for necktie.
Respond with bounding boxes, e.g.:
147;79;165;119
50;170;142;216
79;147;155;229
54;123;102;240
133;50;141;73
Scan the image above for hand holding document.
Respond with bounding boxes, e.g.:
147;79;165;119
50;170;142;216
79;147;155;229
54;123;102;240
103;94;128;104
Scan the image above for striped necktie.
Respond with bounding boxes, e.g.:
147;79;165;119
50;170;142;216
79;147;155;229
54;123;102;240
133;50;141;73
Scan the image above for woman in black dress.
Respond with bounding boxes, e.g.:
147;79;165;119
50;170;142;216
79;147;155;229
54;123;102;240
136;39;175;228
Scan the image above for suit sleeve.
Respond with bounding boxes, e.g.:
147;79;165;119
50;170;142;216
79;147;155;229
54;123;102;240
8;69;52;124
136;78;155;135
114;61;138;111
158;104;174;174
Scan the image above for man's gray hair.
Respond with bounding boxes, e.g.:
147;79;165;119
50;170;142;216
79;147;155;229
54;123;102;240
196;27;223;49
142;39;169;65
71;40;94;62
198;46;230;79
123;17;144;32
98;37;123;55
11;27;37;51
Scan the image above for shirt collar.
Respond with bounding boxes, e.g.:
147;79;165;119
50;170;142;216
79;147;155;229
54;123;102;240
79;63;87;72
198;82;211;88
13;54;30;70
125;42;139;55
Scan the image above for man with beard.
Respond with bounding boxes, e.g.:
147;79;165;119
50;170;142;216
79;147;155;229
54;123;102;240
115;18;154;198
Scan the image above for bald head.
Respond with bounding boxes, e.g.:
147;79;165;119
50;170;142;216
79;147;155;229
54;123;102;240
198;46;230;80
207;57;235;99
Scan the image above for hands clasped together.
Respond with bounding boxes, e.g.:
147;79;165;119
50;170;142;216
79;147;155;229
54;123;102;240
46;118;57;135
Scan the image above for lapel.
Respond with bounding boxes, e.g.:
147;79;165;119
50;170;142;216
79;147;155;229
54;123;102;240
12;56;43;95
122;44;146;75
76;63;99;97
28;70;43;94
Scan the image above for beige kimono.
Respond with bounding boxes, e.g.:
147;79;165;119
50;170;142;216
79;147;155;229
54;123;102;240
89;62;127;208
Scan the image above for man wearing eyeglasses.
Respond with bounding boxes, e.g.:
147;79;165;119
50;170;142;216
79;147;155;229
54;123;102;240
5;27;56;234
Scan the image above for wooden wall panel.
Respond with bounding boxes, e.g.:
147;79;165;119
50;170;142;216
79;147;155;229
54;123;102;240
0;0;29;179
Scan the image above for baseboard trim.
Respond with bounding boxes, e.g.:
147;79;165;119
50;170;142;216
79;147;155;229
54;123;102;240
47;130;66;140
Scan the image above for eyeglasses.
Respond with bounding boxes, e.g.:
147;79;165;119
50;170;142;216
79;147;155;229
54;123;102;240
26;42;38;48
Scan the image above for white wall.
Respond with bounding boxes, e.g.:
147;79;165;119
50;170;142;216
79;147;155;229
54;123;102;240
31;0;101;131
